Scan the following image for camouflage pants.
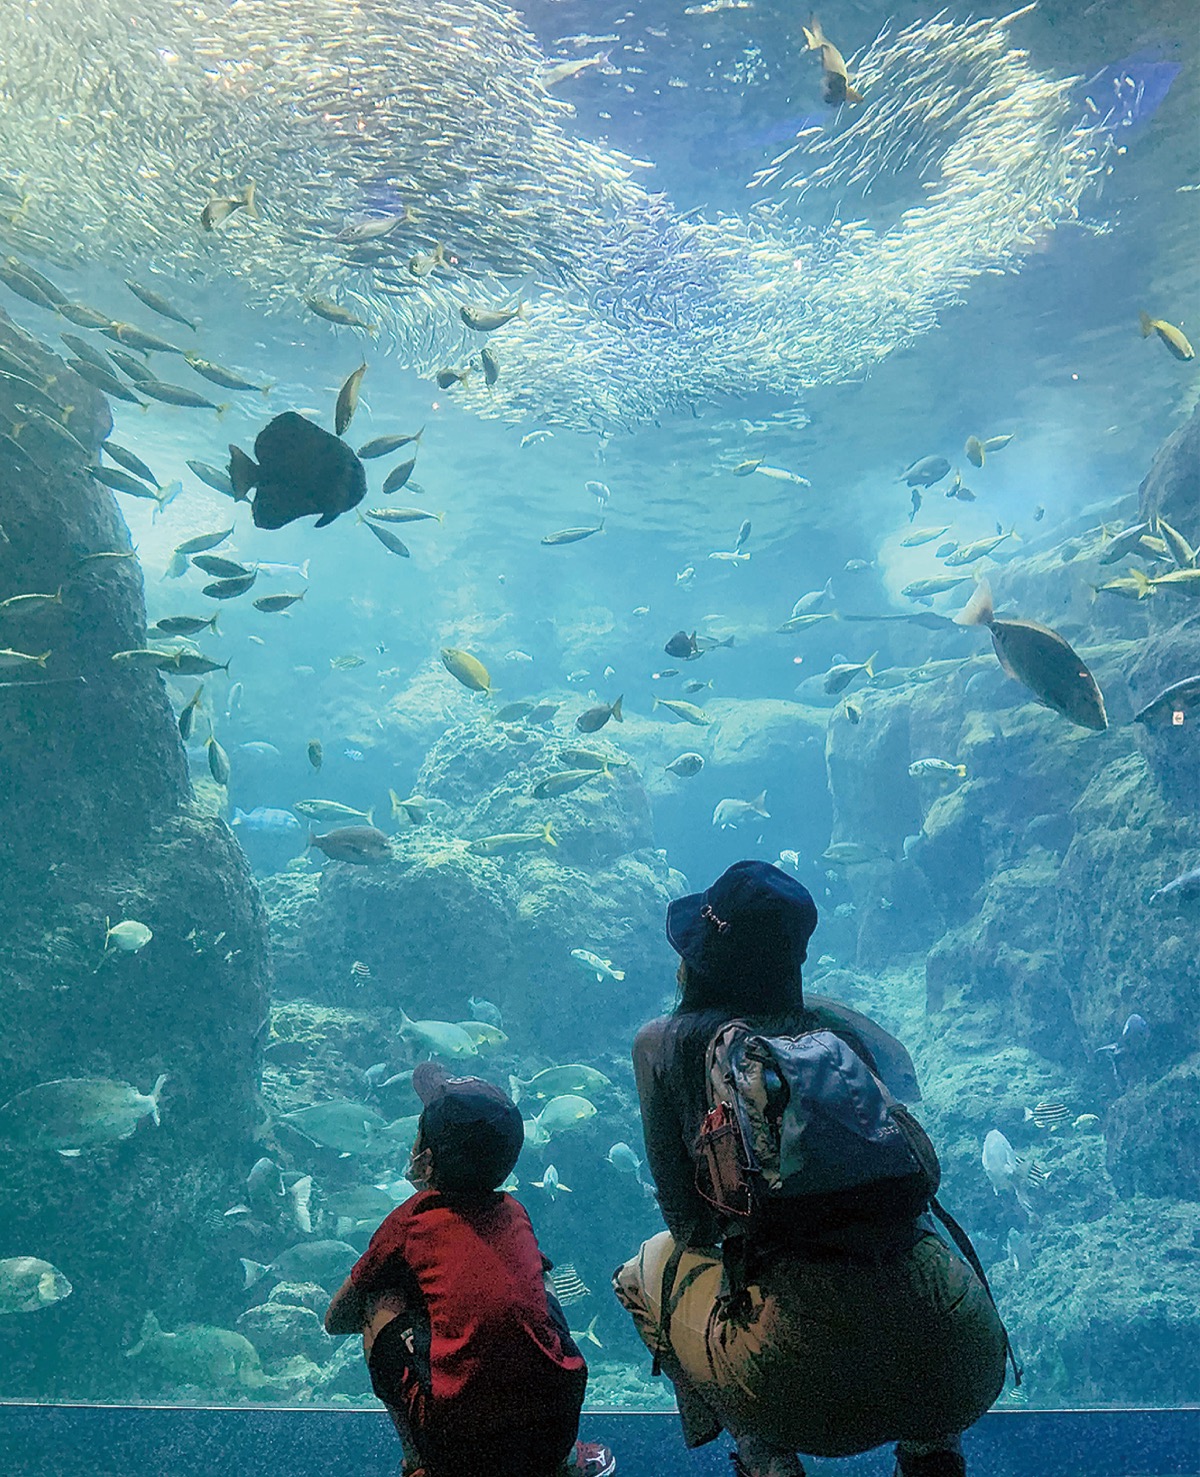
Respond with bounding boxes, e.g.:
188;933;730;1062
613;1229;1007;1460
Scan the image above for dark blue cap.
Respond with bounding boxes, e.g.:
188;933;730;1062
413;1063;523;1194
667;860;818;986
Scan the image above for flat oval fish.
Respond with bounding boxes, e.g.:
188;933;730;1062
0;1257;73;1315
956;579;1107;731
229;412;366;529
0;1074;168;1152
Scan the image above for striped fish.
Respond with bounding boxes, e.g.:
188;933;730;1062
1025;1100;1070;1129
548;1264;591;1307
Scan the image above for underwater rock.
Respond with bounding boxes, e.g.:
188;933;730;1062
310;1337;374;1398
236;1300;333;1367
1137;400;1200;545
1105;1057;1200;1202
0;313;270;1398
1126;620;1200;814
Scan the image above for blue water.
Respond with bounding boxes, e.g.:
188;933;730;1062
0;0;1197;1469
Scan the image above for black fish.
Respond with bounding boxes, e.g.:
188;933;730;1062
229;412;366;530
664;629;699;660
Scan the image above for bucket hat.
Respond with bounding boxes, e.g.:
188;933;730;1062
666;859;818;987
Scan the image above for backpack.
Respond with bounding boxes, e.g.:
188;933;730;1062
696;1021;940;1234
683;1018;1021;1386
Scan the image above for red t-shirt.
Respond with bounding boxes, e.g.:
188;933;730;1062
350;1188;585;1436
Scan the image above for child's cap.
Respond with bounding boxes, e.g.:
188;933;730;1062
412;1062;524;1194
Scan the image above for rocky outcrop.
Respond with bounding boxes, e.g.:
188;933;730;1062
0;311;271;1398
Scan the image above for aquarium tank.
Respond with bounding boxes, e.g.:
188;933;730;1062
0;0;1196;1438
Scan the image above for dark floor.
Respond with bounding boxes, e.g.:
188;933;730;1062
0;1405;1197;1477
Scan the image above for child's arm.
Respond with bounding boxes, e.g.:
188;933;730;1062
324;1275;367;1335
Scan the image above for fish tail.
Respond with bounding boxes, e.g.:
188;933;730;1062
863;652;878;678
242;181;258;219
366;807;375;826
35;651;49;667
542;820;557;847
215;403;230;420
955;578;994;627
508;1075;523;1104
802;16;824;49
1130;568;1153;598
208;613;220;634
148;1073;169;1126
261;384;272;398
845;83;864;104
612;969;626;981
1139;311;1154;338
753;789;769;814
611;695;623;722
240;1258;268;1290
955;765;967;778
126;1310;161;1357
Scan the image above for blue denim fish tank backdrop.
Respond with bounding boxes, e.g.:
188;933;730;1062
0;0;1196;1473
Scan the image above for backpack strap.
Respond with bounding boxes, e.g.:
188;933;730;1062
929;1196;1023;1387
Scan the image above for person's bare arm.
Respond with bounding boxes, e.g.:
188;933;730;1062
324;1275;367;1336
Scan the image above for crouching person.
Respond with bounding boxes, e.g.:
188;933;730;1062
325;1063;615;1477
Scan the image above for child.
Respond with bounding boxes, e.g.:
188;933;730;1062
324;1062;615;1477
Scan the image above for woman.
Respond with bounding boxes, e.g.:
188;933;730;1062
614;860;1008;1477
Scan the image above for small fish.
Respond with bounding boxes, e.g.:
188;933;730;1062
0;1256;73;1315
434;366;470;390
153;613;219;637
901;526;951;548
294;799;373;826
0;1073;167;1152
557;747;625;771
184;354;270;394
576;696;623;732
531;768;608;799
330;654;365;670
441;647;491;693
0;648;50;670
335;362;368;437
380;457;418;496
125;280;197;330
713;791;769;829
306;739;323;770
1139;312;1194;361
460;301;526;332
253;591;306;612
57;302;113;329
756;464;812;487
533;1164;571;1200
408;243;448;278
357;430;424;460
908;758;967;779
306;297;378;333
200;183;257;231
469;996;504;1028
944;529;1017;566
1133;675;1200;727
1073;1113;1102;1132
802;13;862;104
900;456;950;489
1024;1100;1071;1130
178;684;204;742
654;698;710;725
822;841;884;865
67;358;146;404
139;380;226;411
824;653;876;694
547;1264;590;1307
520;431;554;448
364;521;411;558
192;554;252;579
203;573;257;600
542;523;605;546
964;435;986;468
186;460;237;498
1149;866;1200;906
732;457;763;477
309;825;392;865
480;345;500;386
570;949;625;983
902;575;972;598
206;736;230;785
665;752;705;777
467;821;557;855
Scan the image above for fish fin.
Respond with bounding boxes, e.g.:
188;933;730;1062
955;579;994;627
611;695;623;722
863;652;877;678
845;83;864;104
1138;311;1154;338
149;1074;168;1126
57;1148;82;1158
208;613;220;634
955;765;967;778
288;1175;313;1234
612;969;626;981
802;16;824;49
242;181;258;219
542;820;557;847
240;1258;268;1290
228;444;257;497
314;511;338;528
1130;568;1153;598
753;789;769;814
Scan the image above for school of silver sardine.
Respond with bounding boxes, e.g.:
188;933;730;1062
0;0;1116;430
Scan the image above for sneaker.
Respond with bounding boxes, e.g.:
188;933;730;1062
569;1441;616;1476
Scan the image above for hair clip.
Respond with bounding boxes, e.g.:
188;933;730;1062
701;904;731;934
